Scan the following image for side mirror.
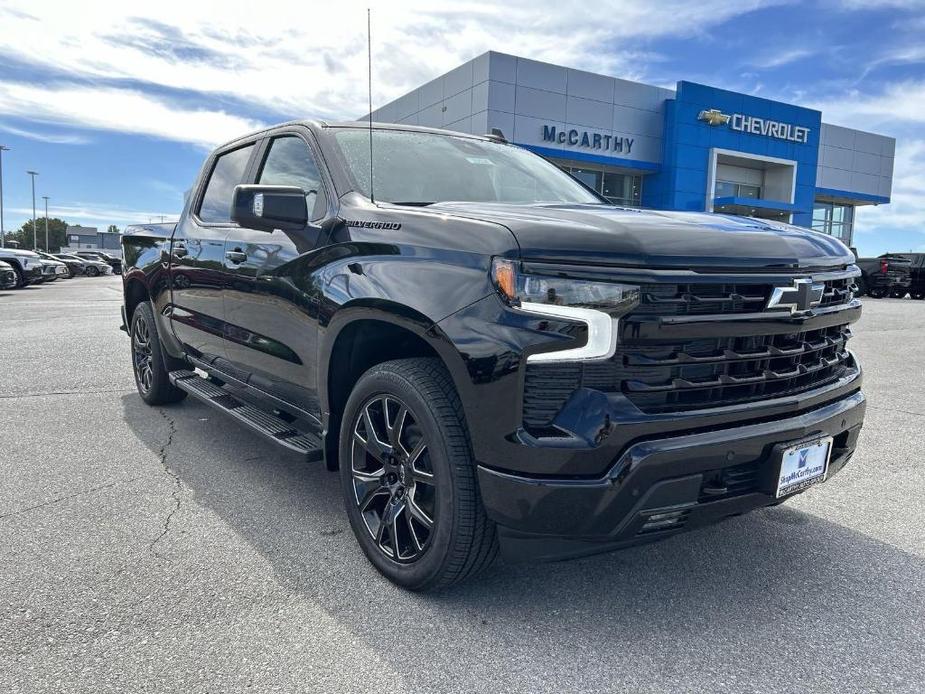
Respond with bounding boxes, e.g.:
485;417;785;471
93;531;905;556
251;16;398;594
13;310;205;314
231;185;307;232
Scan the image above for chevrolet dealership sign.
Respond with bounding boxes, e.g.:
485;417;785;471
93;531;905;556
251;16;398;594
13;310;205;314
698;108;810;144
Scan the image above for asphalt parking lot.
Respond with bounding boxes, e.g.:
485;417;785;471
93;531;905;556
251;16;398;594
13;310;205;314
1;277;924;693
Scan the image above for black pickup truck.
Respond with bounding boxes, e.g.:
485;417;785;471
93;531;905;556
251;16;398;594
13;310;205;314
893;253;925;300
122;121;865;590
854;253;912;298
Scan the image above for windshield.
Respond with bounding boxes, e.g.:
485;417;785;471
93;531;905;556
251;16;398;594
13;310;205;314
333;129;602;205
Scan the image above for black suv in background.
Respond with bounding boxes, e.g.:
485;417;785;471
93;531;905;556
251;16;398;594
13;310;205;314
122;121;865;590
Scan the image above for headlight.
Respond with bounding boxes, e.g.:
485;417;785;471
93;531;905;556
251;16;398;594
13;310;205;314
491;258;640;363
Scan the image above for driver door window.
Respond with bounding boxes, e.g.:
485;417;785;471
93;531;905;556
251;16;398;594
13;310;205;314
257;136;326;221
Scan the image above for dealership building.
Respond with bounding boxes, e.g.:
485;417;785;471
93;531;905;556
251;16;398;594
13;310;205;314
370;51;895;247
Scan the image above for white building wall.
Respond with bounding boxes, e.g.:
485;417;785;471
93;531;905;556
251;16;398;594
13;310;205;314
816;123;895;200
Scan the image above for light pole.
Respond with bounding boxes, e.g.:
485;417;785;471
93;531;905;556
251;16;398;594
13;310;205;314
42;196;49;250
0;145;8;248
26;170;38;250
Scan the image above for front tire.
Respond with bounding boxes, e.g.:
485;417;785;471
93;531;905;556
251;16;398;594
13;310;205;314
339;358;498;591
130;302;187;406
87;265;100;277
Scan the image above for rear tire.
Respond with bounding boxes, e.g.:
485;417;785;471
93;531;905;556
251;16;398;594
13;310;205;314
867;287;886;299
130;302;188;406
339;358;498;591
854;277;867;297
912;291;925;300
890;288;908;299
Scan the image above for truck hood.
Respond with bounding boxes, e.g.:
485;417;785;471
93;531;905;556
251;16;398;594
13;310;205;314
431;202;854;270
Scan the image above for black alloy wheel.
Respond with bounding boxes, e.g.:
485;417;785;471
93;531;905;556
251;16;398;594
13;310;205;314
132;315;154;394
890;288;908;299
339;358;498;590
350;394;436;562
87;265;100;277
129;302;187;406
867;287;886;298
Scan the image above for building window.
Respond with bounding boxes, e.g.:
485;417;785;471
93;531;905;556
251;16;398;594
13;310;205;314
812;202;854;243
716;180;761;199
562;166;642;206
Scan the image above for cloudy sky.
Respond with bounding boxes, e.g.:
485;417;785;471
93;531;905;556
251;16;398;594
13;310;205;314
0;0;922;254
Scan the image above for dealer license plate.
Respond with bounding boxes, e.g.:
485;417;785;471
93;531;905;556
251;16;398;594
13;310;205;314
776;437;832;498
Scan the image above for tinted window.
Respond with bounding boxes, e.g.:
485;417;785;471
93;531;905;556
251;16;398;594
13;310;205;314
258;136;325;220
199;144;255;223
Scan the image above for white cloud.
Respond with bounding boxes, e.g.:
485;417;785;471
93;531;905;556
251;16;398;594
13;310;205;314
750;47;817;69
9;203;178;227
0;122;91;145
0;82;265;148
0;0;786;144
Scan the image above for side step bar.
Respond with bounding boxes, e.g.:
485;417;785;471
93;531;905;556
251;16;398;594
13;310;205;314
169;370;323;461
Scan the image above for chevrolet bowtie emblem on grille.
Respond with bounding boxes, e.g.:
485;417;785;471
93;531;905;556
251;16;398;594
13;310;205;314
767;278;825;315
697;109;731;126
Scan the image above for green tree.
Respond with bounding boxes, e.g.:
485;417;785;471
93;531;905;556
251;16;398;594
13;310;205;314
12;217;69;252
106;224;120;234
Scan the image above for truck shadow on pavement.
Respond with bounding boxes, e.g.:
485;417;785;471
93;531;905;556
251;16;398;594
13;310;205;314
122;393;925;690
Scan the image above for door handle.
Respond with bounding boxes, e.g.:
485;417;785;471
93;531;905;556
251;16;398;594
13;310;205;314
172;242;188;257
225;249;247;264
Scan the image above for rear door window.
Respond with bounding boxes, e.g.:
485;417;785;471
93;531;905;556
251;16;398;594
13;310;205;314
198;144;255;223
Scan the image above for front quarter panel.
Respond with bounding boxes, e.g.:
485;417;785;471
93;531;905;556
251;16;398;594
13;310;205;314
122;230;176;349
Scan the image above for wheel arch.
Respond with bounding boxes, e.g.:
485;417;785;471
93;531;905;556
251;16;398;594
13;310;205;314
320;301;468;470
123;274;150;324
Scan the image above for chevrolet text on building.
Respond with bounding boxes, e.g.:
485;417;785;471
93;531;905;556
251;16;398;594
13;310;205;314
542;125;634;154
370;51;895;247
699;108;811;144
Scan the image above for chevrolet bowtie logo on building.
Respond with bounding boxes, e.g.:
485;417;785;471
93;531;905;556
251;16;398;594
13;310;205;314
767;278;825;315
698;109;731;126
697;107;811;144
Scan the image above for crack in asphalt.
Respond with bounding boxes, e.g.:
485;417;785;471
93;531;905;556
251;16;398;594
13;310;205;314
0;477;141;521
148;409;181;559
868;404;925;419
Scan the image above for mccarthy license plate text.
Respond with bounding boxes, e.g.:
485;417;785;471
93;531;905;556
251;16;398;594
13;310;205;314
776;437;832;498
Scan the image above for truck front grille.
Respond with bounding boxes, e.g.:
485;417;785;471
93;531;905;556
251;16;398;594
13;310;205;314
522;272;860;428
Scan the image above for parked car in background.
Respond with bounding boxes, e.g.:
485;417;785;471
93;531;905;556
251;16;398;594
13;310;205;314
57;253;112;277
893;253;925;300
0;260;18;289
49;253;88;277
36;253;72;280
0;247;44;287
853;252;912;298
73;250;122;274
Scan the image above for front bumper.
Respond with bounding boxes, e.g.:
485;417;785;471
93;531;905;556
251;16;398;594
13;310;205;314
478;389;865;561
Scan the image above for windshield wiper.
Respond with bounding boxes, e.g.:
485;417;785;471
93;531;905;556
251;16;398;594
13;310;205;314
388;201;436;207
